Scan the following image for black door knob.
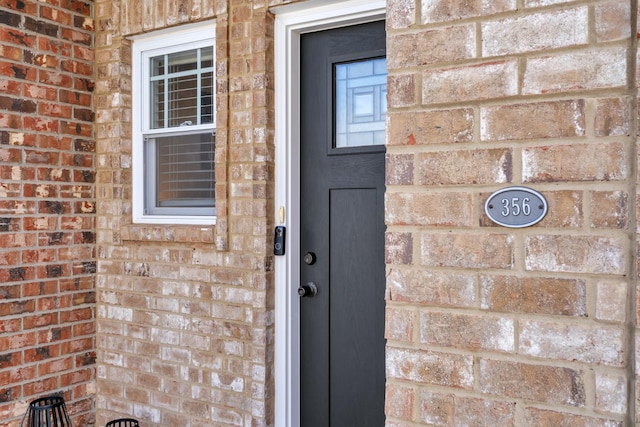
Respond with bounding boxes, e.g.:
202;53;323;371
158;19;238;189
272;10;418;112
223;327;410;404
298;282;318;297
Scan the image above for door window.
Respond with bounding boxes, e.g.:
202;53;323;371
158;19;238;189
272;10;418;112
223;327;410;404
334;58;387;148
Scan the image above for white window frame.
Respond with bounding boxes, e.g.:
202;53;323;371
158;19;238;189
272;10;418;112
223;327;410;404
130;21;216;225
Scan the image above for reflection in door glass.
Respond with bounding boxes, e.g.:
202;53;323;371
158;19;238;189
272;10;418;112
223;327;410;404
335;58;387;148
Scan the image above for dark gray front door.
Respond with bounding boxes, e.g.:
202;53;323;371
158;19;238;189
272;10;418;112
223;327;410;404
300;20;387;427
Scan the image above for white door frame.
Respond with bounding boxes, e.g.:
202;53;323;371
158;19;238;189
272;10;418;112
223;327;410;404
273;1;386;425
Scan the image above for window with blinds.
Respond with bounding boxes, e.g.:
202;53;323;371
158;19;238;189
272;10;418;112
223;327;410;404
137;33;216;218
150;47;214;129
144;131;215;215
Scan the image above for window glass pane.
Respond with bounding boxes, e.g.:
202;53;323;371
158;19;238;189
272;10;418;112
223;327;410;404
168;49;198;73
149;47;215;130
201;72;214;125
151;79;165;128
335;58;387;148
153;132;215;208
168;74;198;127
151;56;164;76
201;46;214;68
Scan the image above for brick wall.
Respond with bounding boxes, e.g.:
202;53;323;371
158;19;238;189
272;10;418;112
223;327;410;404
385;0;634;425
0;0;96;426
1;0;637;425
84;0;640;425
94;0;276;424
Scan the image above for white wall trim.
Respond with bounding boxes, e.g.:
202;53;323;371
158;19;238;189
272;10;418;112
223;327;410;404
272;1;385;425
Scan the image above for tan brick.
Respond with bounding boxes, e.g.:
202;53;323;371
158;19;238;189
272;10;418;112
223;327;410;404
539;190;583;228
124;386;149;404
524;46;627;95
387;347;474;388
211;407;242;425
421;233;514;269
212;372;244;393
419;396;515;427
387;108;474;146
595;97;631;137
419;390;454;425
482;7;588;56
525;234;627;274
387;0;415;29
590;191;628;229
386;192;473;226
481;100;585;141
637;380;640;423
179;265;211;282
633;95;640;135
387;268;477;307
388;74;417;107
596;279;628;323
386;383;414;420
421;0;515;23
388;25;475;68
523;143;627;183
519;320;625;366
417;149;512;185
385;306;414;342
419;312;514;352
423;61;517;104
381;422;412;427
524;407;623;427
595;0;631;42
385;232;413;265
479;360;585;406
454;396;516;427
523;0;568;5
480;275;587;316
386;153;414;185
595;372;627;414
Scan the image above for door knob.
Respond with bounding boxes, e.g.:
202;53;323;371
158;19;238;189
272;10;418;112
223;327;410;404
298;282;318;297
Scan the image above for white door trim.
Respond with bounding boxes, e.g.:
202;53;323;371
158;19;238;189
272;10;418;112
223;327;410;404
273;1;386;426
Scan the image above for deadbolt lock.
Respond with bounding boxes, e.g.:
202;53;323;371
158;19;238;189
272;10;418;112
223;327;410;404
303;252;316;265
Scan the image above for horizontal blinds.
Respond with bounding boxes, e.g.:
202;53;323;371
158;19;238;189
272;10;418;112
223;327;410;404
150;47;215;129
153;132;215;207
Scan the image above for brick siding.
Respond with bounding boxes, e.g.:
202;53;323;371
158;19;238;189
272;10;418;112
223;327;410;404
2;0;639;426
93;0;275;424
0;0;96;425
385;0;634;425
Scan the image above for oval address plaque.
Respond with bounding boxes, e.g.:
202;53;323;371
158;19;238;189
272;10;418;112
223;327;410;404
484;186;548;228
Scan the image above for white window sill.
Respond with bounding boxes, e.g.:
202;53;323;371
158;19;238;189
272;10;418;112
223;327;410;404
132;215;216;226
